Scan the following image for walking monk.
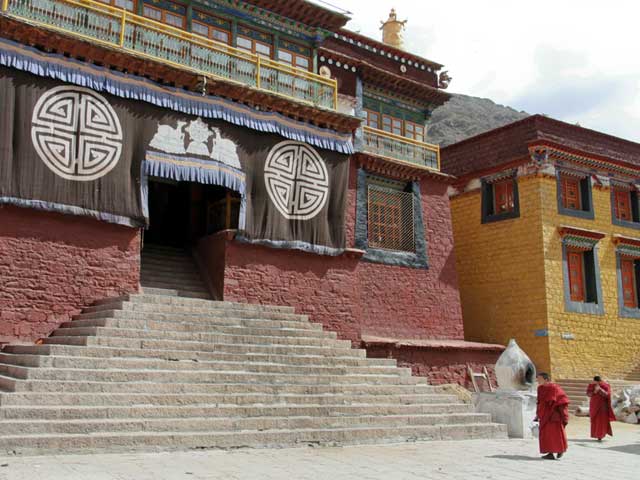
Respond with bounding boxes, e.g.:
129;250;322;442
586;375;615;441
535;372;570;460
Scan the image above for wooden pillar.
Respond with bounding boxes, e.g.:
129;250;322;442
225;191;232;230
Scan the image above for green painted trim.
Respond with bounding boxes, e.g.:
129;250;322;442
363;95;426;124
192;0;319;39
617;244;640;257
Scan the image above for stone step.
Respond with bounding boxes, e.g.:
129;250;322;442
141;261;201;272
139;275;206;288
139;265;202;277
49;327;349;348
140;281;209;293
0;376;433;395
562;387;590;394
141;252;195;262
0;391;453;407
140;263;201;274
59;319;333;340
84;301;304;320
141;251;195;261
140;287;211;299
94;294;295;314
0;354;410;377
83;301;304;321
0;413;493;436
140;273;204;285
141;255;193;264
49;328;346;350
0;423;507;455
64;316;323;333
0;365;420;385
559;378;637;384
140;261;200;272
42;336;365;358
2;345;390;367
76;308;308;325
0;402;469;420
142;248;191;256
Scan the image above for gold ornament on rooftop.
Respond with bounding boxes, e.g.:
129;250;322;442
380;8;407;49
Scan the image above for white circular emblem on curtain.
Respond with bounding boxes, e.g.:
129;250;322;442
264;141;329;220
31;86;123;181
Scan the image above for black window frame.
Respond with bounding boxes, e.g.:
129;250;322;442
354;169;429;269
562;241;604;315
557;171;594;220
480;174;520;224
616;253;640;318
611;184;640;230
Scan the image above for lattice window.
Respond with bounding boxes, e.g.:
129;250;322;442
621;258;638;308
612;185;640;223
367;184;415;252
561;175;582;210
493;179;515;214
567;249;586;302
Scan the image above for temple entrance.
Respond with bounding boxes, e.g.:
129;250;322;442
145;179;241;248
145;180;190;247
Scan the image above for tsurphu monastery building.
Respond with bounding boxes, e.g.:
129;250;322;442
0;2;504;452
442;115;640;406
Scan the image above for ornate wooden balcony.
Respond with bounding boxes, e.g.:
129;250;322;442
0;0;338;110
362;126;440;171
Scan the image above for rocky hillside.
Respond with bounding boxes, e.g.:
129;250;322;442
427;94;529;147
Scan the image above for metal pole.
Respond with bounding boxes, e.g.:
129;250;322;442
2;0;9;13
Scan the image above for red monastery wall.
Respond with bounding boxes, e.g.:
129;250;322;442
220;166;465;344
222;242;464;344
0;206;140;344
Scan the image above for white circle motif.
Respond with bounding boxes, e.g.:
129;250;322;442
264;141;329;221
31;86;123;181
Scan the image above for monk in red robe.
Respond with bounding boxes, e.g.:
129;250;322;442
586;375;616;441
535;372;569;460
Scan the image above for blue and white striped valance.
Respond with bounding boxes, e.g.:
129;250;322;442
143;152;247;229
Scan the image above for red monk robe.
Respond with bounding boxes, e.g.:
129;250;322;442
586;381;616;440
537;382;570;454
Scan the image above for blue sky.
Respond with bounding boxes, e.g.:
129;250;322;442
337;0;640;142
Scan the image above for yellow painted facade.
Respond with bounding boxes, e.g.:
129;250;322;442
451;174;640;380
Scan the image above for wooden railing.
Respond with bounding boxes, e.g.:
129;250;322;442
1;0;338;109
362;126;440;170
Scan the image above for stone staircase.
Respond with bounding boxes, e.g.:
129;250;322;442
559;378;640;409
140;245;212;299
625;364;640;383
0;246;506;454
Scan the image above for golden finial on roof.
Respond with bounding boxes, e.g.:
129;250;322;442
380;8;407;50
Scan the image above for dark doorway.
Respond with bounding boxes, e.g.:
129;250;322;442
145;179;241;248
145;179;191;247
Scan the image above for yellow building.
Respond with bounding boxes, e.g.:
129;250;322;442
442;115;640;382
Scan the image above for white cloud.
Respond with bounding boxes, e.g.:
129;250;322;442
339;0;640;141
